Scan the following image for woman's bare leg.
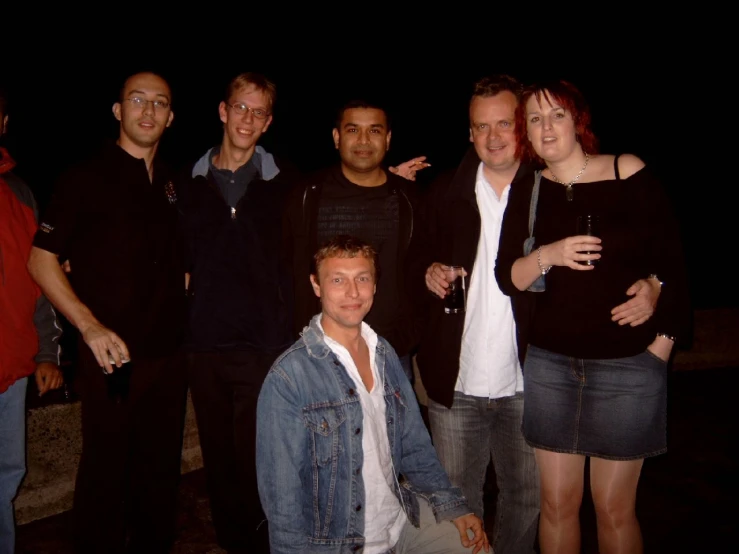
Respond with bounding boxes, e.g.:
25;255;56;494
590;457;644;554
535;449;586;554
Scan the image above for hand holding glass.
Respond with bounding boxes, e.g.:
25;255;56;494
576;215;600;266
443;266;466;314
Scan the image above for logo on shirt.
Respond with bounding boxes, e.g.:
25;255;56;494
164;181;177;204
39;222;54;233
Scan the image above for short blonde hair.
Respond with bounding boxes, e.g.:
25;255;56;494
225;72;276;111
311;235;379;279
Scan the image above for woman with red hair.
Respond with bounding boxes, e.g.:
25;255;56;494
495;80;690;554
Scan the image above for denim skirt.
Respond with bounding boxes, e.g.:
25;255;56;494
522;344;668;460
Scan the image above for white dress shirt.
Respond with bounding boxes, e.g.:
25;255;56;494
456;163;523;399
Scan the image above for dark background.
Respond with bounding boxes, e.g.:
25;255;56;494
3;40;726;311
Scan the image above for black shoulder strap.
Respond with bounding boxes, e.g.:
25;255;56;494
524;170;546;292
614;154;621;181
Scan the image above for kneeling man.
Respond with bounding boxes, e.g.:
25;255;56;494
257;235;489;553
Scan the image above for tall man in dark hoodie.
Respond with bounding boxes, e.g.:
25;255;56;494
179;72;297;553
285;99;420;380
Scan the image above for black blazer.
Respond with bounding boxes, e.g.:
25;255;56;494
410;148;535;408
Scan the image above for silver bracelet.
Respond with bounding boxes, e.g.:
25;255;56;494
656;332;676;342
537;246;552;275
648;274;664;287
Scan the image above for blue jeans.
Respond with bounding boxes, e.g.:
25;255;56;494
0;377;28;554
428;391;540;554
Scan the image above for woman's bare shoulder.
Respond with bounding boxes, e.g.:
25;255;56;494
615;153;646;179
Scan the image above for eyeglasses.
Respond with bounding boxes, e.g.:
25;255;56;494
226;102;270;120
123;97;170;110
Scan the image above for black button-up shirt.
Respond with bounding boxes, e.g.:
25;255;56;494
33;142;185;358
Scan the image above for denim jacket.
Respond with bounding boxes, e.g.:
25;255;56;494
256;315;469;553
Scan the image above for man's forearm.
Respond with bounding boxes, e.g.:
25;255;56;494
28;247;99;334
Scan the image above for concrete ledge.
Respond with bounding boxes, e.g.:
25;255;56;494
15;402;81;525
15;392;203;526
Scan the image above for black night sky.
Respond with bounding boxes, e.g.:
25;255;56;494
4;34;726;310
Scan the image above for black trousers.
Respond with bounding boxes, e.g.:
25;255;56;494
72;348;187;554
187;349;279;553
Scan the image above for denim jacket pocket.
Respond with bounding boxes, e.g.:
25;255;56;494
303;405;348;538
304;405;347;467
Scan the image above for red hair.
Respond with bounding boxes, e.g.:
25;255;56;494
515;80;599;164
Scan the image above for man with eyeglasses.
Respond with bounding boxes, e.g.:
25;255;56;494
28;71;187;553
178;72;296;553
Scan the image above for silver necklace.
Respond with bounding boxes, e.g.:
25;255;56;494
550;153;590;201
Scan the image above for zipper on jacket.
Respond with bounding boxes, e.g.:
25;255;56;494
200;174;241;222
302;184;317;234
